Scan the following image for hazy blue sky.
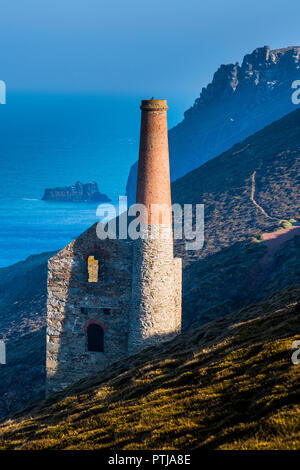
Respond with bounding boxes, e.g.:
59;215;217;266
1;0;300;102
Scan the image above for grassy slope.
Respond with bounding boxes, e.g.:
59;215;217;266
0;252;55;421
183;232;300;328
0;251;55;340
0;330;46;421
0;285;299;450
172;108;300;264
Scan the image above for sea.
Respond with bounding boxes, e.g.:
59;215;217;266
0;92;190;267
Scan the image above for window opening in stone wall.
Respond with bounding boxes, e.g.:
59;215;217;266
88;255;99;282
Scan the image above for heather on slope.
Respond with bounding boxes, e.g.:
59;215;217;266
0;286;299;450
172;108;300;264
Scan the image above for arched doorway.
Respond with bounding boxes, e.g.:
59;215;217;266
87;323;104;352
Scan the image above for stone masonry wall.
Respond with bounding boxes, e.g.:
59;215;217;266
46;224;133;396
128;224;182;355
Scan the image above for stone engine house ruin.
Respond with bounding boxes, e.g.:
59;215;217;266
46;99;182;395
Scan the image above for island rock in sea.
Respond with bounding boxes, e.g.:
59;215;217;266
42;181;111;202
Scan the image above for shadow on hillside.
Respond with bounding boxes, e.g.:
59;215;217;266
182;233;300;330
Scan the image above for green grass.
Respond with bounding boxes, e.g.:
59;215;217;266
0;285;299;450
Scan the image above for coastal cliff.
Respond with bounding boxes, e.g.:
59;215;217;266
42;181;111;202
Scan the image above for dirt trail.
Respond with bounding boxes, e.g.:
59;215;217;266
250;170;277;219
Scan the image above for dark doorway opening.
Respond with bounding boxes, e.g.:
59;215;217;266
87;323;104;352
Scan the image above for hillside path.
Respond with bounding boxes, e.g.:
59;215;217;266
250;169;277;220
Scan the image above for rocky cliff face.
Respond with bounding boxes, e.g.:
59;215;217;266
127;46;300;204
42;181;111;202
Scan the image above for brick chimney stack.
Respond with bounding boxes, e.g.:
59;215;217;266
136;99;172;224
128;99;182;355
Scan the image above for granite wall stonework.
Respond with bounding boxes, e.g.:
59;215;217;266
128;224;181;355
46;224;133;395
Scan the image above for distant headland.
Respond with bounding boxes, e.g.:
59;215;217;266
42;181;111;203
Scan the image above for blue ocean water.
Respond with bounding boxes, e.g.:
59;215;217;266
0;92;189;267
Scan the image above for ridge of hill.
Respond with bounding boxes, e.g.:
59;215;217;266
0;251;55;341
172;107;300;264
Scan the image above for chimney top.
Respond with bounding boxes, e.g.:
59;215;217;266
136;98;171;224
140;99;168;111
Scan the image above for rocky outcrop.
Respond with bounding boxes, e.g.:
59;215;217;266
126;46;300;204
42;181;111;202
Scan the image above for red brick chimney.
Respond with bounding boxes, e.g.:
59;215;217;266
128;99;182;355
136;99;171;224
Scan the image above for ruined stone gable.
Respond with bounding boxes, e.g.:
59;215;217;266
46;223;133;395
